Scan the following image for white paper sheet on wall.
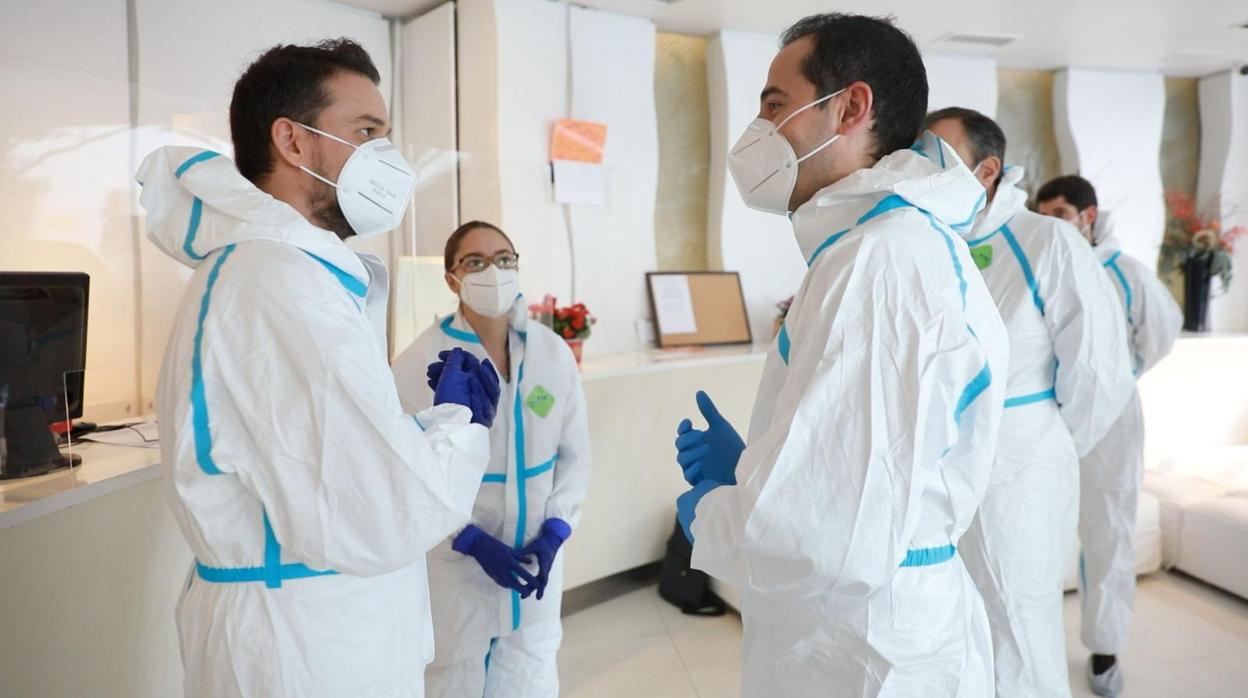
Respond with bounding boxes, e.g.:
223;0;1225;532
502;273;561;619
651;275;698;335
552;159;606;206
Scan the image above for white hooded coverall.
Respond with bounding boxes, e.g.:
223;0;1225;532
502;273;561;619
138;147;489;697
392;305;591;698
956;167;1135;697
689;133;1010;698
1079;212;1182;655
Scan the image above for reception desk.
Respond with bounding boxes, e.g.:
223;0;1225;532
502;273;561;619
565;345;767;587
0;344;768;697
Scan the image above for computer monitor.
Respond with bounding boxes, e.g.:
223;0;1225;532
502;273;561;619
0;272;89;479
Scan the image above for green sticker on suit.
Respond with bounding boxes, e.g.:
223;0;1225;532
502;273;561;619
525;386;556;418
970;244;993;270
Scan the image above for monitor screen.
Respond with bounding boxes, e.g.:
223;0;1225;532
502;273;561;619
0;272;89;422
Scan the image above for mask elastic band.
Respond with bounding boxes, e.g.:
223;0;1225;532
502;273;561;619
295;122;359;150
777;88;847;164
775;87;846;131
295;122;359;190
300;165;338;189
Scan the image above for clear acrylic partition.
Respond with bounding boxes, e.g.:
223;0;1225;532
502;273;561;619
59;364;157;470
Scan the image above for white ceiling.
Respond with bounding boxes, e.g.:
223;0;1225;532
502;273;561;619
344;0;1248;77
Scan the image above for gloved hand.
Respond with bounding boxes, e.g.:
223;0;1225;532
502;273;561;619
429;349;501;427
520;518;572;600
677;480;724;543
468;358;501;428
675;391;745;486
426;348;480;391
453;524;537;597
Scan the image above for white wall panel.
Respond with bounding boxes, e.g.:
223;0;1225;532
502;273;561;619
706;30;804;345
1198;71;1248;332
0;0;138;419
459;0;574;317
402;2;458;257
1054;68;1166;270
493;0;574;317
567;6;659;356
458;0;660;355
455;0;502;229
133;0;392;408
924;52;999;118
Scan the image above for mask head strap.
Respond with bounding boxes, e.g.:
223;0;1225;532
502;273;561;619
777;88;848;165
295;122;358;189
295;122;358;150
775;87;846;131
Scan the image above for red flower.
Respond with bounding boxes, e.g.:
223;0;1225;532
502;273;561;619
1166;191;1196;221
572;317;585;330
562;327;575;339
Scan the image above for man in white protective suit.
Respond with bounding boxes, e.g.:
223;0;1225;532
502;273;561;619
927;108;1136;698
1038;174;1183;697
671;14;1010;698
137;39;498;697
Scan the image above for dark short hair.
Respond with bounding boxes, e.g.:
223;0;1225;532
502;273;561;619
230;38;381;184
444;221;516;272
779;13;928;159
923;107;1006;167
1036;175;1098;212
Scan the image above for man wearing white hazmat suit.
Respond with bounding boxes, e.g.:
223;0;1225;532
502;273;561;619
672;14;1010;697
1038;174;1183;697
927;108;1136;698
137;40;499;697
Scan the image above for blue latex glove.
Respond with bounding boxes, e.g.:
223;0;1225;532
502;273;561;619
429;349;501;427
520;518;572;600
453;524;537;597
425;348;479;390
674;391;745;486
468;358;501;428
677;480;724;543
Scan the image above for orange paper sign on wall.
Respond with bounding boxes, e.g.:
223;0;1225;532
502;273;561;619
550;119;608;163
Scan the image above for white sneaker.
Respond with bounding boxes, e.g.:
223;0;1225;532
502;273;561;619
1088;659;1124;697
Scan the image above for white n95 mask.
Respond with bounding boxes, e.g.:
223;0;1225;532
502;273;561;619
458;266;519;318
297;123;417;238
727;89;846;216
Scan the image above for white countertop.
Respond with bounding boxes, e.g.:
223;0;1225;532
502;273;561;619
579;343;769;380
0;441;162;530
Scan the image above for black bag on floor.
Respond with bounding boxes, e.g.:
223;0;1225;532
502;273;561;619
657;517;727;616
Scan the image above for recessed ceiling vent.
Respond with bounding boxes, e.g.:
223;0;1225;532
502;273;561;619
933;31;1021;49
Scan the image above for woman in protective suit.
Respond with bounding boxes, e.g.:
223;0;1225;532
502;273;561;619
392;220;592;698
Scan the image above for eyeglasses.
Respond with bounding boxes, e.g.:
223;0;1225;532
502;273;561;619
455;251;519;273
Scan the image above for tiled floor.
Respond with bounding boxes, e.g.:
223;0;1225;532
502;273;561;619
559;571;1248;698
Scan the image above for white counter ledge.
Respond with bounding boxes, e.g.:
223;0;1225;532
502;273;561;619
578;343;769;380
0;441;162;530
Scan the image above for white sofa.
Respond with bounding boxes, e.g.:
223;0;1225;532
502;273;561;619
1141;468;1248;600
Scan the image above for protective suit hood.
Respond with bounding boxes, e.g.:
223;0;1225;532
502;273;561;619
1092;208;1121;252
791;131;987;261
136;146;368;287
966;165;1028;240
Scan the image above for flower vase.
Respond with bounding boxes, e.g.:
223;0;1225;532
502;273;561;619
1182;256;1212;332
566;339;584;366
